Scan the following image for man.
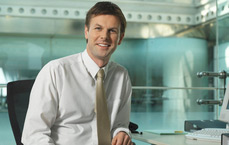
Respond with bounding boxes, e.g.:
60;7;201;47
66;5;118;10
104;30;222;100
22;1;133;145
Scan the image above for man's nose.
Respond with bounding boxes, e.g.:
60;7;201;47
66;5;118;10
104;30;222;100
100;30;109;40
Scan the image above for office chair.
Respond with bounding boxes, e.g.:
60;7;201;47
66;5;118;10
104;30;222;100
7;79;35;145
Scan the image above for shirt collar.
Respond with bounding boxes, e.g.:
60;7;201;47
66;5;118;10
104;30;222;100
82;49;109;79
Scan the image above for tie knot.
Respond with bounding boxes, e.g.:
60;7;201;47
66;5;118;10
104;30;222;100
97;69;104;79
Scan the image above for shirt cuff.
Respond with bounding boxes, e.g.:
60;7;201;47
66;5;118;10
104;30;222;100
112;127;132;138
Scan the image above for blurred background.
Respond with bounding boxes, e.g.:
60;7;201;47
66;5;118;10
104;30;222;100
0;0;229;144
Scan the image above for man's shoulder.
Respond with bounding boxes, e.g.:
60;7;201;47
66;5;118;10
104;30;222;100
52;53;81;65
109;61;128;73
44;53;82;70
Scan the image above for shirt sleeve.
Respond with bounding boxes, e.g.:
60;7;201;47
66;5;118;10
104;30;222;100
111;71;132;138
21;62;59;145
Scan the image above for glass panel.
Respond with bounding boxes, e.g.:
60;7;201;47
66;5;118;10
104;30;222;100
0;36;86;81
217;0;229;118
110;37;216;132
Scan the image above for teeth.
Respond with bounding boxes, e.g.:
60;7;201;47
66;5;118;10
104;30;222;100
98;44;108;47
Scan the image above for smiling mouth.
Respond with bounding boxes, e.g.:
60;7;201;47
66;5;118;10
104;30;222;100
98;43;111;47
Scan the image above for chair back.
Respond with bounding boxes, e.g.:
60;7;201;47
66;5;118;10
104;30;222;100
7;80;35;145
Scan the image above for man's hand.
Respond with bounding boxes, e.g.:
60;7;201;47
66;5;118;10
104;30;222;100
112;131;133;145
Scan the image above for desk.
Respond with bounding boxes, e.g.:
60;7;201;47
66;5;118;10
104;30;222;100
132;132;220;145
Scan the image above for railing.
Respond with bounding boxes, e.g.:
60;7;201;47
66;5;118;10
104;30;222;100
132;86;224;105
131;86;224;119
0;84;6;88
0;84;224;111
132;86;224;90
0;84;7;111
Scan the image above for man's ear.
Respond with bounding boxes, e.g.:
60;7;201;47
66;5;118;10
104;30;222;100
85;25;89;40
118;33;125;45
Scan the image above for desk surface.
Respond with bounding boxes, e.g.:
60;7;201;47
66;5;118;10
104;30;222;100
132;132;220;145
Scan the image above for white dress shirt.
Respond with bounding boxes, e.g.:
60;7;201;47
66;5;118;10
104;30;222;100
21;50;132;145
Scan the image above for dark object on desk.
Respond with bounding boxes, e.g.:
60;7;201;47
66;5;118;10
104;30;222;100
129;122;138;132
129;122;142;134
7;79;35;145
222;133;229;145
184;120;227;132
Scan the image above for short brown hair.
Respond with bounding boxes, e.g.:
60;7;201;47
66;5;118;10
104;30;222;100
85;1;126;34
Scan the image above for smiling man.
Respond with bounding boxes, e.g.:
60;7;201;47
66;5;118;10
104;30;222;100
22;1;133;145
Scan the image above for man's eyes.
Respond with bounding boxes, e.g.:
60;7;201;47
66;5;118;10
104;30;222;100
94;27;118;33
109;29;117;33
95;27;101;30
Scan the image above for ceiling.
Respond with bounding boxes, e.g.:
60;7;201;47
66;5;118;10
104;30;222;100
0;0;226;39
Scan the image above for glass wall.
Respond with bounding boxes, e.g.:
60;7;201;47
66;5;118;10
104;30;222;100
0;36;215;120
121;38;216;132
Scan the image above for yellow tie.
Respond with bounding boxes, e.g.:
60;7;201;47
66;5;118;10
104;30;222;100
96;69;111;145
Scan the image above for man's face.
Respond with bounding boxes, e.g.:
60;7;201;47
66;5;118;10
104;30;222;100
85;14;124;65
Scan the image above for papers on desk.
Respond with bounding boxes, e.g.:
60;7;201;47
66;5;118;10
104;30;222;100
145;130;188;135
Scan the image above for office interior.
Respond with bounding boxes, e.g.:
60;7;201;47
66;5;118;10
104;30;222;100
0;0;228;144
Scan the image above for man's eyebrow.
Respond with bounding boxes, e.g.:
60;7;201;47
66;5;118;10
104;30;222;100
95;24;102;27
109;27;118;30
94;24;118;30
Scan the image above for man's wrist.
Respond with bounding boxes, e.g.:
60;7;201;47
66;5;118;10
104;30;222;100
113;127;131;138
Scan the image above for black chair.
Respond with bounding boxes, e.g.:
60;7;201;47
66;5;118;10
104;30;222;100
7;79;35;145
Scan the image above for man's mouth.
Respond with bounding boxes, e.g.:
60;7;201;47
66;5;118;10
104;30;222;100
98;43;110;47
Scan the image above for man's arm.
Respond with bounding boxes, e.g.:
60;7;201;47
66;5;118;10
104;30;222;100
111;71;133;144
22;62;59;145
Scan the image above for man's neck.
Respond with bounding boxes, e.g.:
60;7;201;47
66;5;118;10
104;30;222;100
86;49;109;68
96;61;108;68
